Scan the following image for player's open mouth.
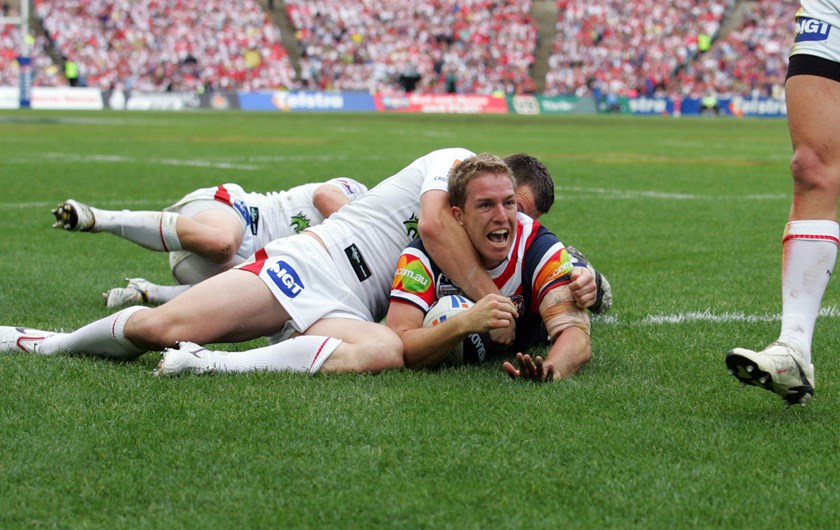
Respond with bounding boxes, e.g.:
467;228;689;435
488;229;509;244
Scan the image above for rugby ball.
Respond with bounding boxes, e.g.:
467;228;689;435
423;294;490;366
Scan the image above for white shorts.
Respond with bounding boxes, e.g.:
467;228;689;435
166;184;249;218
236;234;374;334
166;184;262;275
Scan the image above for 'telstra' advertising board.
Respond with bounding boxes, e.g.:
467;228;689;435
238;91;377;112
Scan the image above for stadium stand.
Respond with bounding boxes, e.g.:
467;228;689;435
0;0;796;99
1;7;64;87
284;0;538;94
673;0;791;99
33;0;298;91
544;0;734;98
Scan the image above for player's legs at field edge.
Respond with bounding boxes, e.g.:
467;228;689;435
158;318;404;375
129;268;403;374
777;74;840;364
54;201;244;265
32;269;289;358
726;73;840;403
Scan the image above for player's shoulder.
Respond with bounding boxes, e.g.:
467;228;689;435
414;147;476;167
517;213;560;247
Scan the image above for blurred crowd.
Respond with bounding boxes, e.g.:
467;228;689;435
33;0;297;92
286;0;537;94
0;4;64;87
544;0;733;98
0;0;794;98
674;0;790;99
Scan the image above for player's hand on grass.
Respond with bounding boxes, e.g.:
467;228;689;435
503;352;558;383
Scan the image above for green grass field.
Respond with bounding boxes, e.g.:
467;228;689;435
2;110;840;528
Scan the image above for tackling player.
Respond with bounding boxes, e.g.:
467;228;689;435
51;178;368;307
386;153;593;381
1;148;604;377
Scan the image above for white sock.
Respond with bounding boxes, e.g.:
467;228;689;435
91;208;183;252
146;283;191;305
41;306;149;359
778;220;839;365
201;335;342;373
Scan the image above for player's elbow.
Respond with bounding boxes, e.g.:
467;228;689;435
564;332;592;378
312;186;347;217
418;215;445;244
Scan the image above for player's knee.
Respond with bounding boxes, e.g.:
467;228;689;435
791;145;840;198
348;333;404;373
380;334;405;370
124;309;182;349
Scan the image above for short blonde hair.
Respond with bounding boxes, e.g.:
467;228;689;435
448;153;514;208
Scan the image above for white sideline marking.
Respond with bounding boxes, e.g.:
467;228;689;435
555;186;787;201
155;158;259;170
593;306;840;325
5;199;175;209
38;152;259;170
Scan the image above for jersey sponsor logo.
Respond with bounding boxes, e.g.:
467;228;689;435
534;248;574;292
334;178;356;195
267;260;304;298
795;17;832;42
344;243;372;282
436;277;461;298
466;333;487;363
249;207;260;235
510;294;525;314
233;199;251;226
403;214;419;240
290;212;311;233
392;254;432;295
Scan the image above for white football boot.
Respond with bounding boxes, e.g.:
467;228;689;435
103;278;152;308
0;326;57;354
154;341;218;376
51;199;95;231
726;341;815;406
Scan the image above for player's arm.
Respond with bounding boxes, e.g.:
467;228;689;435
503;285;591;382
312;178;367;218
418;189;517;344
386;294;516;368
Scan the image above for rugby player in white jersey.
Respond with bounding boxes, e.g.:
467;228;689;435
387;153;592;381
51;178;368;307
1;148;602;375
726;0;840;406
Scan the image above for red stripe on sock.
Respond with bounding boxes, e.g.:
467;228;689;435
159;217;169;252
309;338;333;371
783;234;840;245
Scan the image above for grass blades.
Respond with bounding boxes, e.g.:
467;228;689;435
2;110;839;528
